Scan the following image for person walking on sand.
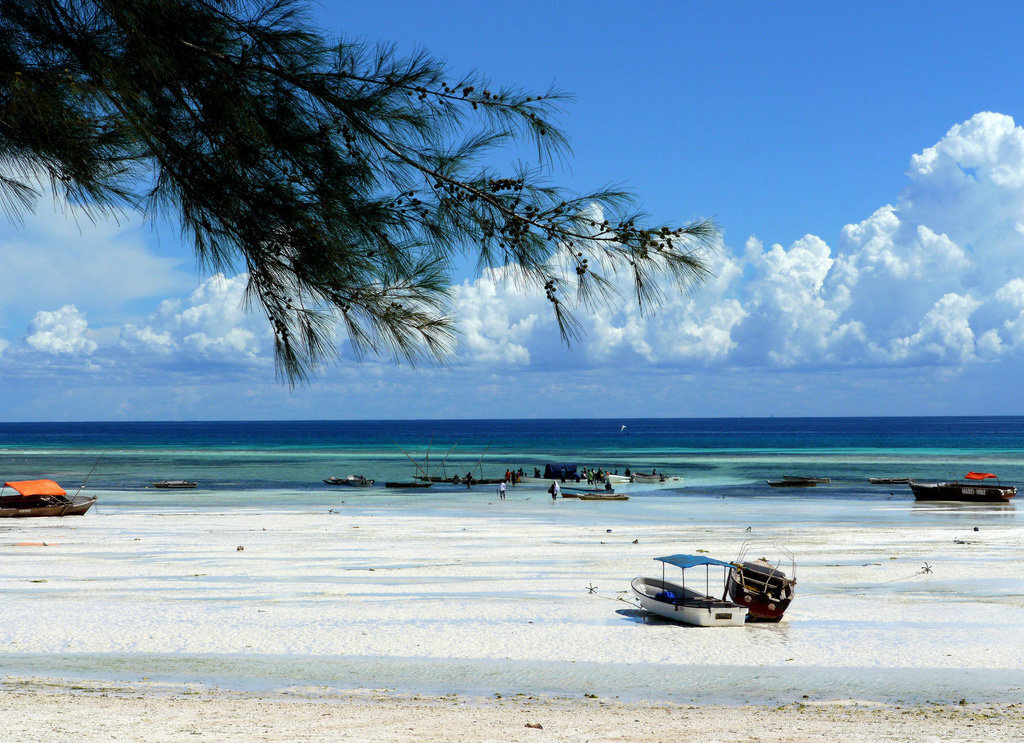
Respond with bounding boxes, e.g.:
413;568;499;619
497;481;506;499
549;480;560;501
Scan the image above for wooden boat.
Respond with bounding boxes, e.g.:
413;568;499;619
577;492;629;501
152;480;197;489
324;475;374;486
725;542;796;623
766;479;815;487
909;472;1015;503
630;471;681;483
782;475;829;484
869;477;911;484
384;481;433;489
0;479;96;518
631;554;747;626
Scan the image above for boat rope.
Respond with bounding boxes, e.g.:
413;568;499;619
587;586;641;608
880;562;934;583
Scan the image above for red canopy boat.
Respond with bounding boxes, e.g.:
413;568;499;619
909;472;1016;503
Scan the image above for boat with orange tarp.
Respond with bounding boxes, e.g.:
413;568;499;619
0;479;97;517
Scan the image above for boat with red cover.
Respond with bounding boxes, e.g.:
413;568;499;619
909;472;1016;503
0;479;97;518
913;474;1015;503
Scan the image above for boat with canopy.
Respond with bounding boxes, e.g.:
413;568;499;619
631;554;747;626
0;479;97;517
910;472;1016;502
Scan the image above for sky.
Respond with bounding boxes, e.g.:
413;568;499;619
2;1;1024;420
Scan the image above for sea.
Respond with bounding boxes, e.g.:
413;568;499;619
2;416;1023;706
3;415;1024;500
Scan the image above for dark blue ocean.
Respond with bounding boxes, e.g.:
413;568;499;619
1;416;1022;499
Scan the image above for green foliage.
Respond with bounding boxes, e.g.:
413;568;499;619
0;0;719;383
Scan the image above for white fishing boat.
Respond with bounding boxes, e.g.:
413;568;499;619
324;475;374;486
631;554;747;626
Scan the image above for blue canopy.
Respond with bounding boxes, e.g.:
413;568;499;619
655;554;735;570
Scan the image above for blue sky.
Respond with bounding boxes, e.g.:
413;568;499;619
2;1;1024;420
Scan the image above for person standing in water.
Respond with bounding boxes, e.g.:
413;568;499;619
549;480;560;501
497;481;506;499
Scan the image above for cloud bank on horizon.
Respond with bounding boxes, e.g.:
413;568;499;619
2;111;1024;386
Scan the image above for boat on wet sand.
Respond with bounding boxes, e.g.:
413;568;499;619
909;472;1016;502
0;479;96;518
631;554;747;626
725;542;796;623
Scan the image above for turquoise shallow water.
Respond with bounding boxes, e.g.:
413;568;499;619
2;416;1024;498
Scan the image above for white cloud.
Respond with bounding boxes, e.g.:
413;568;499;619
10;110;1024;395
25;305;97;355
120;273;270;365
445;112;1024;373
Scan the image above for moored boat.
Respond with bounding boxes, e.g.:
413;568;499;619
725;542;796;623
869;476;911;484
631;554;747;626
152;480;197;489
324;475;374;486
384;481;433;489
909;472;1015;502
576;492;629;500
782;475;830;484
767;479;815;487
0;479;97;518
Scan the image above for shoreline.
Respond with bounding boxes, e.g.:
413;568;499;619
4;678;1023;742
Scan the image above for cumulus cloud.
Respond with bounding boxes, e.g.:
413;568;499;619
449;111;1024;372
120;273;270;366
9;111;1024;385
25;305;97;355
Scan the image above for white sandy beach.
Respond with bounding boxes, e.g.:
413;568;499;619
2;489;1023;739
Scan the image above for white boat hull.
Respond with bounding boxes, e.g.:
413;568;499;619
631;577;747;626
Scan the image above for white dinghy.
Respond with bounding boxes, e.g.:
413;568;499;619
631;554;747;627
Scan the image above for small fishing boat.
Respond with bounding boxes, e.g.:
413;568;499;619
782;475;830;484
324;475;374;486
725;542;796;623
384;481;433;489
0;479;97;518
152;480;197;489
868;477;911;485
767;479;815;487
577;492;629;500
909;472;1016;502
631;554;748;627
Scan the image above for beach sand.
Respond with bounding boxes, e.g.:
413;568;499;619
5;679;1024;742
2;490;1023;740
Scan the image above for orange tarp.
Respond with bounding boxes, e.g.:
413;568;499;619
964;472;997;481
3;479;67;497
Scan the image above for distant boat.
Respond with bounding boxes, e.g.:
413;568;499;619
384;481;433;489
782;475;830;484
910;472;1016;503
868;477;911;485
0;479;96;518
577;492;629;501
767;479;815;487
151;480;197;489
324;475;374;486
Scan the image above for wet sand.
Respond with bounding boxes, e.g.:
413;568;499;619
5;679;1024;743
